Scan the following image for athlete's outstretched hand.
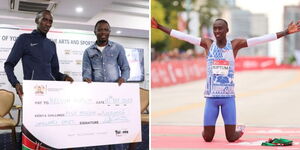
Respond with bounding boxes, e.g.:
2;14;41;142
151;17;171;34
151;17;159;29
287;20;300;34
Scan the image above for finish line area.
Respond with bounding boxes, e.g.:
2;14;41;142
151;69;300;150
152;125;300;150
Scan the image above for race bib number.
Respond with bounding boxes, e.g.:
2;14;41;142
212;60;229;75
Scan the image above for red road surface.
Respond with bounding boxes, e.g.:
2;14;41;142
152;125;300;149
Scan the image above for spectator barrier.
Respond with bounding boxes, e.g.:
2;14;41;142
151;57;299;88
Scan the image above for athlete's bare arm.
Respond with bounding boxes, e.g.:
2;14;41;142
151;17;213;55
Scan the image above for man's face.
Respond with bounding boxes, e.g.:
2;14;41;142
94;23;110;44
36;12;53;34
213;20;228;41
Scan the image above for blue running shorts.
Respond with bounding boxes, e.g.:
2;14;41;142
204;97;236;126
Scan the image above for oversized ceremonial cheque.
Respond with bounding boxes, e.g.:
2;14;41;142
22;80;141;149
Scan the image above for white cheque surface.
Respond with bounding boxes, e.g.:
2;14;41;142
23;80;141;149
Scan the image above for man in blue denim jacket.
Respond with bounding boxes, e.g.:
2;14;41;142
82;20;130;85
82;20;130;149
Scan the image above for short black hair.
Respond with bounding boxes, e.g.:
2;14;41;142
215;18;228;28
35;10;52;24
94;20;110;31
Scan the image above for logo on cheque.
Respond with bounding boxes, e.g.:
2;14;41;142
34;85;47;95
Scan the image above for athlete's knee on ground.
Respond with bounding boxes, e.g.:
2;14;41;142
225;131;243;142
202;134;214;142
202;131;214;142
226;136;237;142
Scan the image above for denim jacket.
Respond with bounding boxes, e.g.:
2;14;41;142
82;41;130;82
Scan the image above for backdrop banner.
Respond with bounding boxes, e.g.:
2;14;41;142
0;24;144;95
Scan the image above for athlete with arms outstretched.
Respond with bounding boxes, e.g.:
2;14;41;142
151;17;300;142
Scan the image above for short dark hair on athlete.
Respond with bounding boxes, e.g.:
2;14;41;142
94;20;110;32
215;18;228;28
35;10;52;24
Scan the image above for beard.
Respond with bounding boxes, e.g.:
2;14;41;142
99;39;107;43
97;39;108;46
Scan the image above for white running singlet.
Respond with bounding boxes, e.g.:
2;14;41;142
204;40;235;97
